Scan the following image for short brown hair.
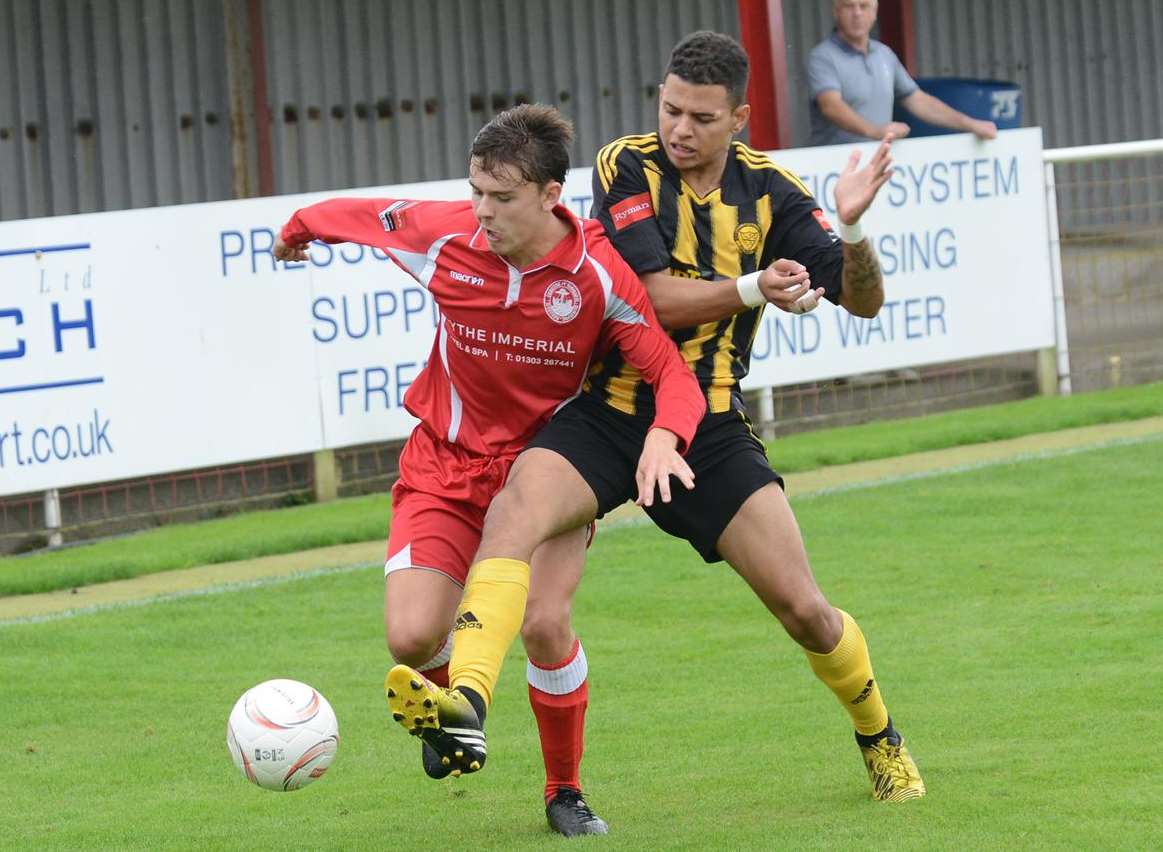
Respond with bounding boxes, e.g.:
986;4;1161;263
470;104;574;186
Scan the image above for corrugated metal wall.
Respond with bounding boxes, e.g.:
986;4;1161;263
0;0;235;221
261;0;740;193
780;0;835;149
0;0;737;220
912;0;1163;149
5;0;1160;222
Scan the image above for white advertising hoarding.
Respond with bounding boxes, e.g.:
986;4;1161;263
738;128;1055;388
0;129;1054;496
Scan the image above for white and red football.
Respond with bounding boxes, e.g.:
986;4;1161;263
226;678;339;791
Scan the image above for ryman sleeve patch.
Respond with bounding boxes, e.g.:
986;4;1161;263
609;192;654;231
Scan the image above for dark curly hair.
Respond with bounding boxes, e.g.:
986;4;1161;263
665;31;750;106
470;104;574;186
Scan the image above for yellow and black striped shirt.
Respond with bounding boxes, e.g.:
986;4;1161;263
586;132;844;417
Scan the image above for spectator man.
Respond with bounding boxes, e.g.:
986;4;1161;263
808;0;998;145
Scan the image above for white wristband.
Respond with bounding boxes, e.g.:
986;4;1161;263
837;219;865;244
735;271;764;308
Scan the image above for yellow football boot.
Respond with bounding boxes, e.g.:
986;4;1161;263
385;665;486;776
859;729;926;802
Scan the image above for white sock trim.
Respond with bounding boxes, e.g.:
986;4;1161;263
527;642;588;695
417;629;454;673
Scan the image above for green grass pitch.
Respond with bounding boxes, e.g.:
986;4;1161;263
3;439;1162;849
4;380;1160;597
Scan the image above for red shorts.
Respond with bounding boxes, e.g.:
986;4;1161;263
385;425;517;586
384;425;596;586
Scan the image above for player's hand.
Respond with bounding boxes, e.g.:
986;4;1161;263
759;259;825;315
273;236;311;262
634;428;695;508
834;133;894;227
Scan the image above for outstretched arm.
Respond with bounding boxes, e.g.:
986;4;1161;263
277;197;405;253
831;134;896;317
273;197;454;264
900;90;997;140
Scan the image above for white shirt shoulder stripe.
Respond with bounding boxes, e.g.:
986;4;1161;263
387;232;464;288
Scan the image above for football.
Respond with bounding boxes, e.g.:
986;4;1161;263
226;678;339;791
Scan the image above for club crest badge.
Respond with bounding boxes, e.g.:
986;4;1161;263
733;222;762;255
544;280;582;324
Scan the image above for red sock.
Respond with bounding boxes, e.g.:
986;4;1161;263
527;639;589;803
419;662;449;687
417;631;452;687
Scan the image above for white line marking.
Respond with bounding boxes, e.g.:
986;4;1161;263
791;433;1163;500
0;562;379;627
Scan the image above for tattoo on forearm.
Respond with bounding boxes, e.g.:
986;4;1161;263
841;239;885;317
842;239;882;292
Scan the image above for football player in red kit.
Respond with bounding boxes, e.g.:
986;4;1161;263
384;32;924;834
274;104;704;835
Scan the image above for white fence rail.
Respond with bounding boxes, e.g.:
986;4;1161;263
1040;137;1163;395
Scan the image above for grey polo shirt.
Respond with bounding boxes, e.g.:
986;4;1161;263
807;31;918;146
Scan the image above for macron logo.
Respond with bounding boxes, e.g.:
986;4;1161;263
450;269;485;288
610;192;654;231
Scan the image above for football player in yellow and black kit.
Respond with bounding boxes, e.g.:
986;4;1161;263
386;31;925;834
521;30;925;811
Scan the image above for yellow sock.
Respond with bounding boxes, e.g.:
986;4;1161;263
805;610;890;736
448;557;530;708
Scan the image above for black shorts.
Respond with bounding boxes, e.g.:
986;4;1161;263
524;393;783;563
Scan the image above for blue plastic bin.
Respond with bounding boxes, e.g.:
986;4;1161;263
893;78;1022;137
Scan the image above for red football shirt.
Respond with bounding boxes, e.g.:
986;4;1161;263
281;198;703;457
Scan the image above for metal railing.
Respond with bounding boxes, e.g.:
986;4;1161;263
1043;139;1163;395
